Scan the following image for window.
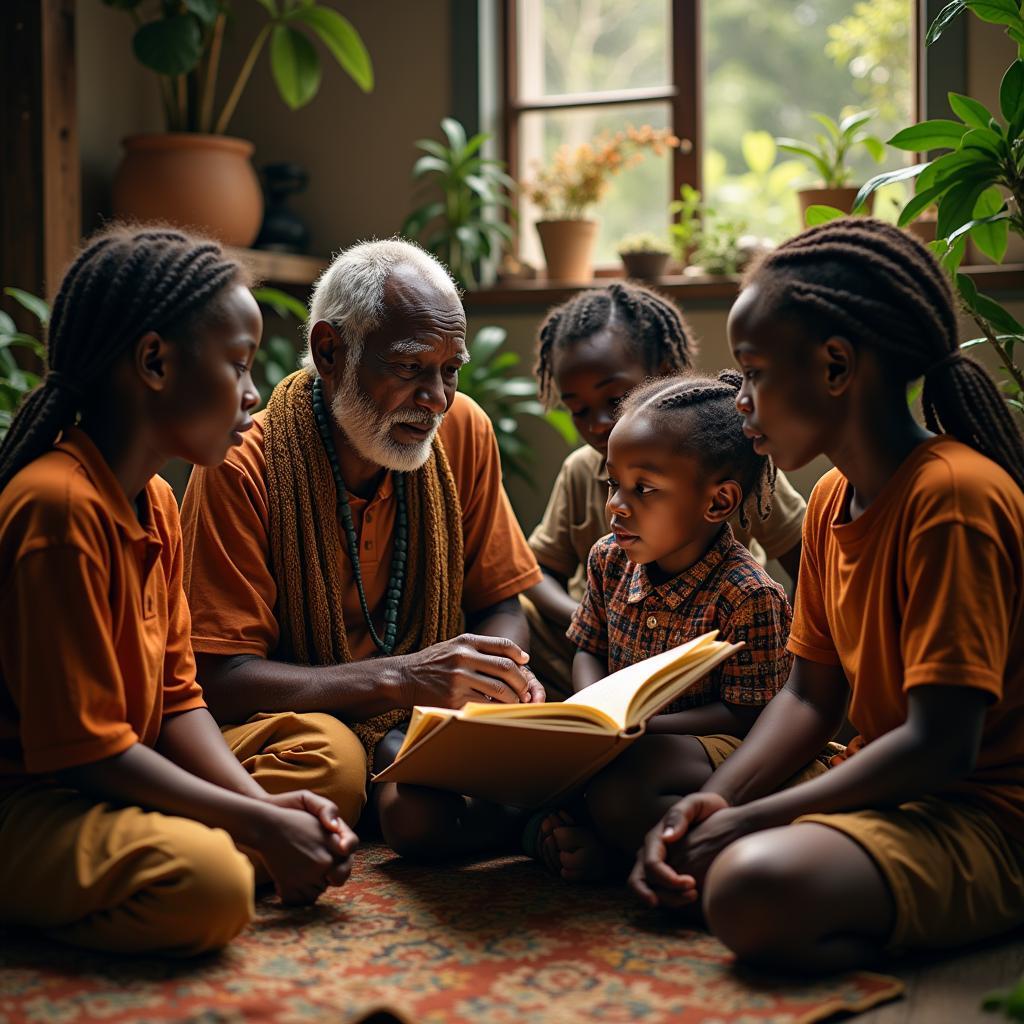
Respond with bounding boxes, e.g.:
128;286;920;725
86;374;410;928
504;0;915;265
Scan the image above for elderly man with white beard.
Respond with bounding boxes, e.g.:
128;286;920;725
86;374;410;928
181;239;545;862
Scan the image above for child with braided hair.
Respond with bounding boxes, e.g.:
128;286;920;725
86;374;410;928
524;281;806;698
530;369;814;882
632;218;1024;972
0;224;357;955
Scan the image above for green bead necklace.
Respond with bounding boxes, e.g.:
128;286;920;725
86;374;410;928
311;377;407;655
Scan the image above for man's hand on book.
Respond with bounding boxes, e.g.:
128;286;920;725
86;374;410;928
397;634;535;708
628;792;733;909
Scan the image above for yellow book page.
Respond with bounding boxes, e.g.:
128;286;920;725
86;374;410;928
459;700;616;732
563;631;725;730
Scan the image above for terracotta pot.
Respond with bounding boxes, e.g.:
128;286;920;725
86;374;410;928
797;187;874;225
536;219;598;282
620;251;670;282
113;133;264;247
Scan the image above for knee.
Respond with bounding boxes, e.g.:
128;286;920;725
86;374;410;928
378;785;460;860
159;824;254;955
703;832;800;962
285;713;369;826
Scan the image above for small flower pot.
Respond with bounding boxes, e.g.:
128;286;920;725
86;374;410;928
797;187;874;225
536;219;598;282
619;251;670;282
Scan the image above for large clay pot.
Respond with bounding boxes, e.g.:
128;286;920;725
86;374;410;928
536;219;598;282
796;186;874;226
113;133;263;247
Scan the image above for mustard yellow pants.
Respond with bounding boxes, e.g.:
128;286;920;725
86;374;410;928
0;712;368;955
220;710;369;826
0;783;254;956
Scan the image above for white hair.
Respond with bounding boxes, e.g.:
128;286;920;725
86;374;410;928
301;237;459;372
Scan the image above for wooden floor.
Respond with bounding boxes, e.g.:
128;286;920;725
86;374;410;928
852;933;1024;1023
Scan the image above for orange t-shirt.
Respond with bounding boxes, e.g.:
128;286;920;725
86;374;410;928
0;429;206;789
788;437;1024;840
180;392;542;661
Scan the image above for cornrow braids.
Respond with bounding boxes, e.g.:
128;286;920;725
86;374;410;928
0;224;246;492
745;217;1024;492
620;369;776;529
534;281;697;407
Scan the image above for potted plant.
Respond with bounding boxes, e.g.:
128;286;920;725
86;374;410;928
668;183;702;270
616;233;672;281
0;289;47;441
456;326;577;485
850;2;1024;417
400;118;516;290
522;124;678;283
777;110;885;223
104;1;373;247
686;215;749;277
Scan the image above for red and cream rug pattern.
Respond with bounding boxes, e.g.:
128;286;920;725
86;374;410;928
0;845;902;1023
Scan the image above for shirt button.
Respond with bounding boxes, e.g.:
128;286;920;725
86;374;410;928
646;615;658;629
366;512;373;523
365;541;373;550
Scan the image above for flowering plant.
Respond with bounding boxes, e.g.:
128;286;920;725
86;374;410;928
523;124;679;220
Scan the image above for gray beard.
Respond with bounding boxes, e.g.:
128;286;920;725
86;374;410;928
330;360;442;473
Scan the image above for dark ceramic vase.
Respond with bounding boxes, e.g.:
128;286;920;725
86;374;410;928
254;162;310;253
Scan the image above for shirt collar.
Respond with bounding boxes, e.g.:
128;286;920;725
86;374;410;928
55;427;151;542
625;525;735;607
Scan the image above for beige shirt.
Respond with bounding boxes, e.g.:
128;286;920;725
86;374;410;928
528;444;806;600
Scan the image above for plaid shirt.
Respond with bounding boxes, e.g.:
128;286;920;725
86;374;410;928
567;526;793;712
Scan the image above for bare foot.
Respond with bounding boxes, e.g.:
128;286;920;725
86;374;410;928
537;809;614;883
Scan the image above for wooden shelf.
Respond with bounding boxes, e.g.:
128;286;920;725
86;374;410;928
226;247;328;288
464;264;1024;312
221;247;1024;307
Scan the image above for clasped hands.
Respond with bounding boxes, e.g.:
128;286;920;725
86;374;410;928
628;792;753;909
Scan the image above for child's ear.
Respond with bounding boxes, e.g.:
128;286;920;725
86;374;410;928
822;336;855;395
706;479;743;523
135;331;172;392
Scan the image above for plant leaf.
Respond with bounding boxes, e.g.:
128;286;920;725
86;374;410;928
251;286;309;321
468;325;507;366
810;113;841;141
440;117;468;155
947;91;995;129
1000;59;1024;122
0;311;15;335
862;136;887;162
888;119;969;151
0;333;45;357
414;139;451;161
966;0;1024;29
3;288;49;326
937;178;989;238
973;216;1010;262
288;5;373;93
973;291;1024;333
132;13;203;76
184;0;219;25
805;204;846;226
543;408;580;446
400;200;445;239
897;182;947;225
838;109;875;137
854;161;930;210
270;25;322;109
926;0;967;43
412;154;450;178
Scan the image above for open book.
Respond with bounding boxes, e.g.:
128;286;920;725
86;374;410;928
372;631;742;808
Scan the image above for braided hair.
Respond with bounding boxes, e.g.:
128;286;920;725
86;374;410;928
0;224;245;492
743;217;1024;492
534;281;697;408
619;369;776;530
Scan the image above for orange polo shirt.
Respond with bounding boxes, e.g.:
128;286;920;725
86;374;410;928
0;429;206;789
788;437;1024;840
181;392;542;662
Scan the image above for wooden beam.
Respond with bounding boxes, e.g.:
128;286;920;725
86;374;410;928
1;0;79;327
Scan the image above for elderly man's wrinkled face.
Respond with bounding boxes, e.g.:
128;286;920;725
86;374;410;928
330;265;468;472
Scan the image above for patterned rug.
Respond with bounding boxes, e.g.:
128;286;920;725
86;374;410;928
0;845;903;1024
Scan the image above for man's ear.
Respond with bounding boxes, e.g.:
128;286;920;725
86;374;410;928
135;331;172;392
821;335;855;396
309;320;345;381
706;479;743;523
